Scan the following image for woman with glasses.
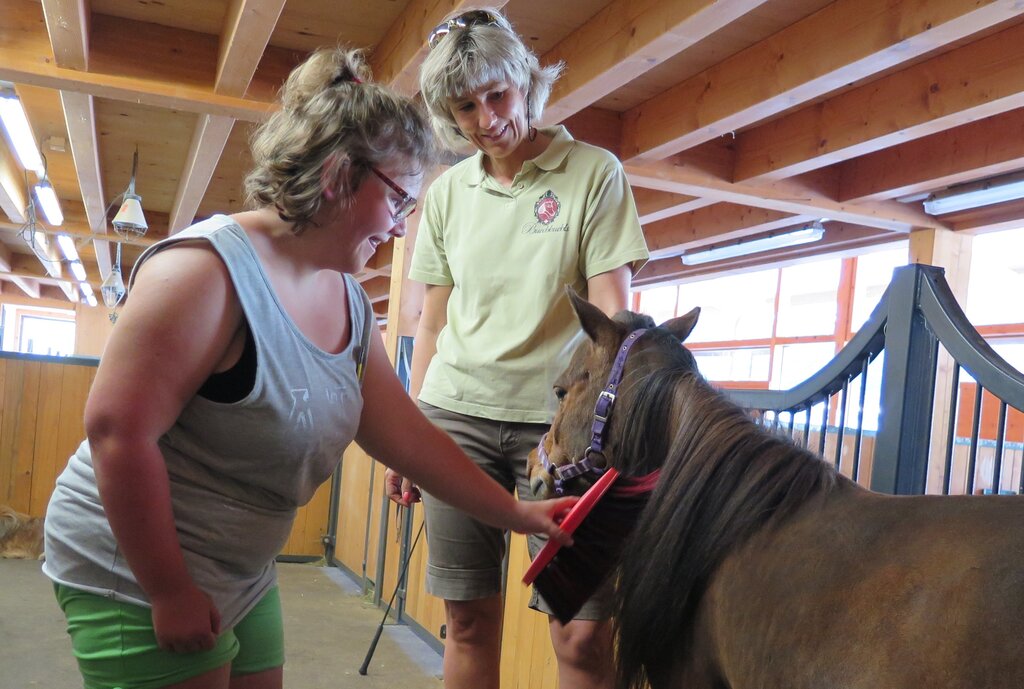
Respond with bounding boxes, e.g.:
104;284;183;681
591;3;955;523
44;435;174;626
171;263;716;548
42;47;576;689
384;8;649;689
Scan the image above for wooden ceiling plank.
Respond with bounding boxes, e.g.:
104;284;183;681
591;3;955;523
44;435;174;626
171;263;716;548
370;0;510;95
169;0;283;234
40;0;90;70
542;0;772;124
644;203;816;259
619;0;1021;162
736;20;1024;182
624;157;939;233
838;107;1024;202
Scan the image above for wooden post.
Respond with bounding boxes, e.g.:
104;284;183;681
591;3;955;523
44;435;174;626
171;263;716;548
908;227;973;493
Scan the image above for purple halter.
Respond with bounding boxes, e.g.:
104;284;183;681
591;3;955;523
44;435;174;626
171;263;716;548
539;328;648;495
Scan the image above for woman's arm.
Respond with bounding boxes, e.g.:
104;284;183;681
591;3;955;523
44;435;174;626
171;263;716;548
87;245;243;652
359;331;575;540
385;284;450;505
587;265;633;316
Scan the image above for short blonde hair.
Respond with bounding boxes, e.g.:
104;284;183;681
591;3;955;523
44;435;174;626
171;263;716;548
419;8;563;151
246;47;436;233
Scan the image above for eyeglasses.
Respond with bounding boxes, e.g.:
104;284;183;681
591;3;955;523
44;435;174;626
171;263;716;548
427;9;501;50
370;167;417;221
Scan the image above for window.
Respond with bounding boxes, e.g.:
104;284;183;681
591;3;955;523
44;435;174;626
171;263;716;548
966;229;1024;327
0;304;76;356
775;259;841;337
678;268;777;343
851;246;910;332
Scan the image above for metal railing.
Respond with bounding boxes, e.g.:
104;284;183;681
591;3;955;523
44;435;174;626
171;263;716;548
727;264;1024;496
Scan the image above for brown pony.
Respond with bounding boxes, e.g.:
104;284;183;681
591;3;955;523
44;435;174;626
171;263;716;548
530;291;1024;689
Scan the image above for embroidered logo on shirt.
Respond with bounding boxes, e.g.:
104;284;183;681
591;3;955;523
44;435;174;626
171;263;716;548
534;190;561;225
289;388;313;430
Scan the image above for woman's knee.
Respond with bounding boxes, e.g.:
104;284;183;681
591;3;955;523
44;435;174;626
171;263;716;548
549;618;614;668
444;596;503;646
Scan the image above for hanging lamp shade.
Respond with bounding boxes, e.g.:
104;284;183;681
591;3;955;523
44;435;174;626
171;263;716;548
112;194;147;235
100;264;126;309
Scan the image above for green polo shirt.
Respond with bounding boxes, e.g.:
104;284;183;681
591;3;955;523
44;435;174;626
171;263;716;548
409;125;649;423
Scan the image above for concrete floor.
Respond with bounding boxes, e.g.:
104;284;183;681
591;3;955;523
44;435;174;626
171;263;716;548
0;558;443;689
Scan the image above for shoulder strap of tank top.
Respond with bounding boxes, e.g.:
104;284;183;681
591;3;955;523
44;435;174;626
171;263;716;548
352;278;375;385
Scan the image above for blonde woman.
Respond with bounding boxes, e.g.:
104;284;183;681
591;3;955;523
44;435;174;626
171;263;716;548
385;9;649;689
42;47;575;689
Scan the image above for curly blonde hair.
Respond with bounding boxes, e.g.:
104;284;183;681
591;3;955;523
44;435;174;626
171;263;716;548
245;47;436;233
419;8;563;151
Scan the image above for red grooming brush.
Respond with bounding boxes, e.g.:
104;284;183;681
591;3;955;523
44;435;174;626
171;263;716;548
524;468;659;624
523;467;621;585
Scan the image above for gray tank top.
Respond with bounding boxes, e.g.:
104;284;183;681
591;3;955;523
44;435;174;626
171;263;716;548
43;215;374;629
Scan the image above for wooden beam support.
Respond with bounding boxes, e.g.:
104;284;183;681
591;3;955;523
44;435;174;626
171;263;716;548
838;107;1024;202
619;0;1021;161
42;0;115;280
736;20;1024;181
624;157;939;233
633;188;711;225
0;242;42;298
0;49;276;122
541;0;770;124
370;0;509;95
169;0;285;234
0;144;28;225
644;203;816;259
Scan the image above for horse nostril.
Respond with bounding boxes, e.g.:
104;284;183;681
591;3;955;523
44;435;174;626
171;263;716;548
530;475;551;499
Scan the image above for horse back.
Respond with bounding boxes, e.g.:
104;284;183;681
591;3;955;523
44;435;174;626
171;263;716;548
698;484;1024;689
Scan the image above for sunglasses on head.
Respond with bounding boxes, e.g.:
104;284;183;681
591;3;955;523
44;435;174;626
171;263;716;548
427;9;501;50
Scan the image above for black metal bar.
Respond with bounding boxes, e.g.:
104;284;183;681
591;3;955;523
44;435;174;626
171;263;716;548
322;461;344;563
853;357;869;484
818;397;828;457
871;266;940;496
802;405;812;448
771;410;781;434
834;379;849;472
966;384;984;495
787;410;795;439
942;364;961;496
992;401;1008;494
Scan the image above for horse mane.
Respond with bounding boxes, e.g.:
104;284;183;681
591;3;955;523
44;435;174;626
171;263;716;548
608;330;839;689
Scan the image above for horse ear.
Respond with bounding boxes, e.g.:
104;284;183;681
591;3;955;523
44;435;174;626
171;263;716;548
566;286;616;342
660;306;700;343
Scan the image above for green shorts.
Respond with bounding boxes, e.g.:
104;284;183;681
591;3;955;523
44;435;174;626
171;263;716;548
418;402;612;621
54;584;284;689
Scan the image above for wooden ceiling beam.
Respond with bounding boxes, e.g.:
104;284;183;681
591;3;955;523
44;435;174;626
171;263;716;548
41;0;115;281
619;0;1021;162
0;242;41;298
736;20;1024;182
838;107;1024;202
370;1;509;95
624;157;938;233
644;204;817;260
633;188;711;225
0;144;28;225
0;49;276;122
634;223;895;287
541;0;771;124
169;0;284;234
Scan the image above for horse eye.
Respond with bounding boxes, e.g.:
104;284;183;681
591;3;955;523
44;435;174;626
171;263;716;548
553;386;566;401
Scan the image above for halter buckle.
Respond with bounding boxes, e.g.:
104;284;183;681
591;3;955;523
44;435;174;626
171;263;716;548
594;390;616;423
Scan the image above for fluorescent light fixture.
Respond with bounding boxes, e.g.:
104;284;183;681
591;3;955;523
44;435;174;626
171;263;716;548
681;222;826;266
69;260;87;282
0;87;44;174
923;172;1024;215
33;180;63;226
56;233;79;262
81;283;98;308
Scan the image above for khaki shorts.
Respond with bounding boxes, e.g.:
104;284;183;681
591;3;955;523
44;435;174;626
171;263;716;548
418;402;612;621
